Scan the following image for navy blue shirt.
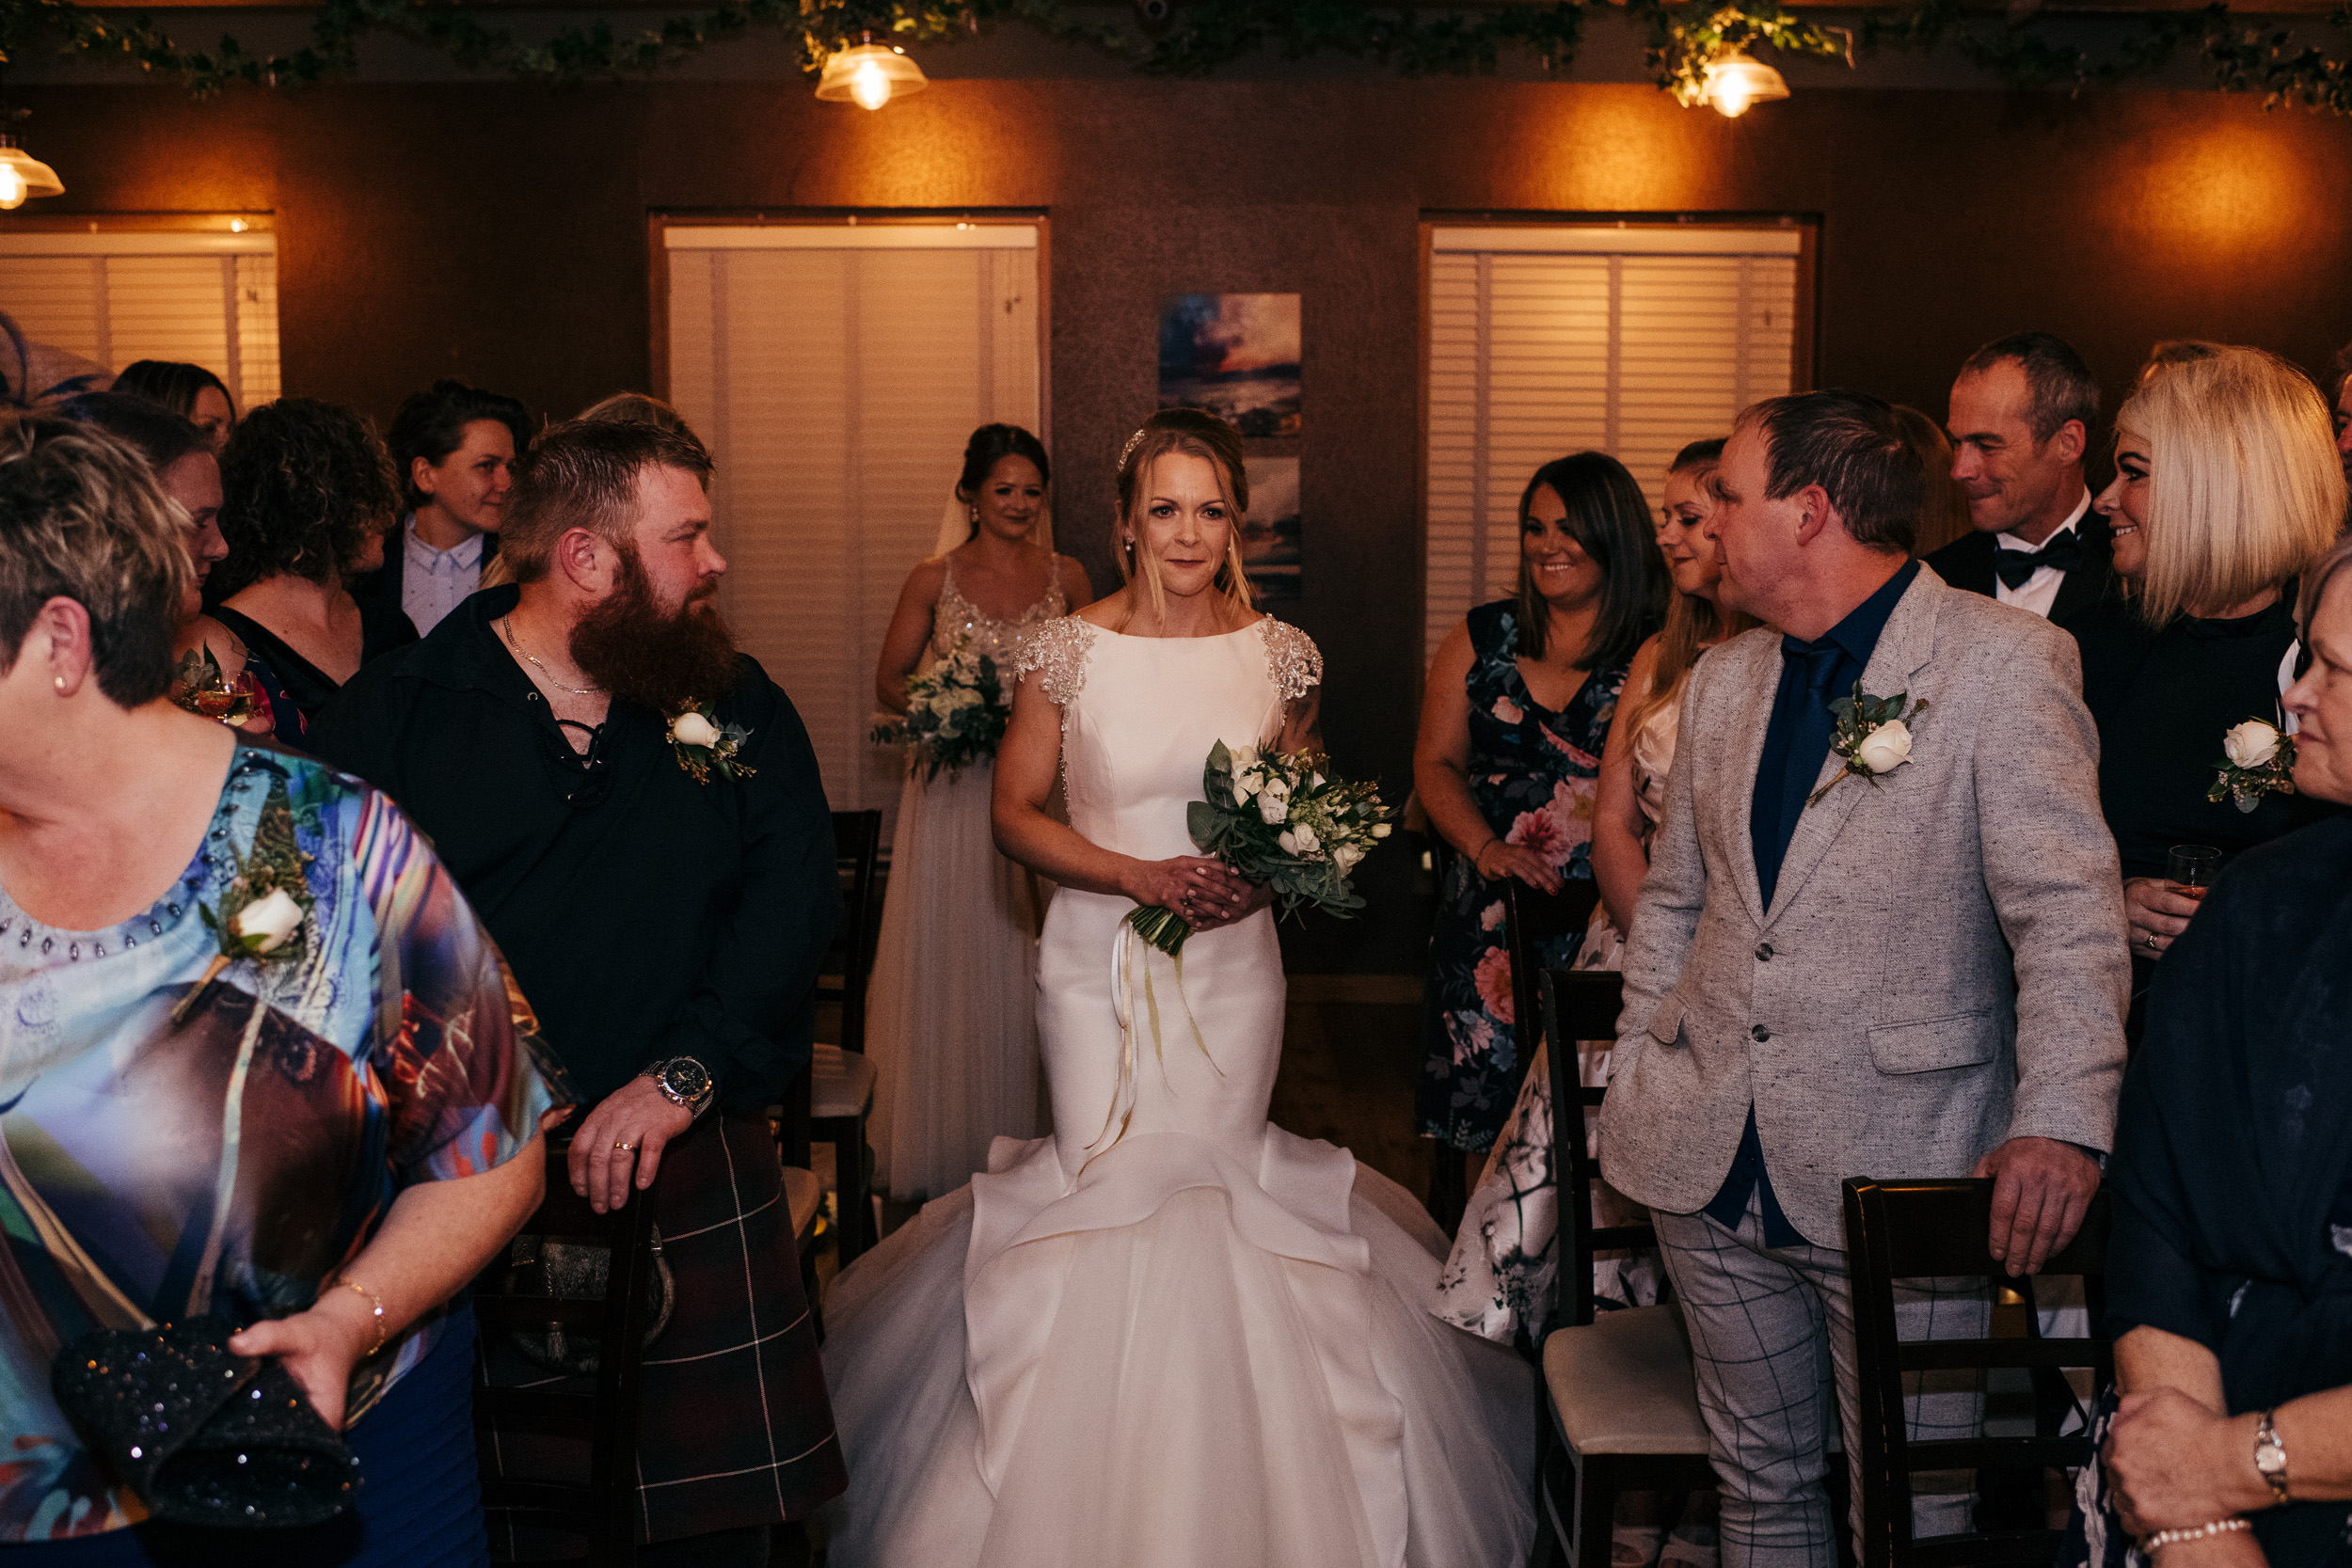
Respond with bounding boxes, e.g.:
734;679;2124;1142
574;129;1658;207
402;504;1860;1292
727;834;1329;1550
1708;559;1918;1245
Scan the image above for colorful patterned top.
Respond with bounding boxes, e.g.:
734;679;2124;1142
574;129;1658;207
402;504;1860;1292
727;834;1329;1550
1416;600;1627;1152
0;745;566;1544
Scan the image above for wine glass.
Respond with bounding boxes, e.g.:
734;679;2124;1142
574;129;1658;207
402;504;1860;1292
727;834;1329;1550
2167;845;2222;902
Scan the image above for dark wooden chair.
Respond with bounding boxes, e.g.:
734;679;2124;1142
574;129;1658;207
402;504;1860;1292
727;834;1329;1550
810;809;884;1264
1841;1177;2113;1568
772;1060;827;1340
1500;878;1602;1084
1530;968;1716;1568
472;1135;658;1568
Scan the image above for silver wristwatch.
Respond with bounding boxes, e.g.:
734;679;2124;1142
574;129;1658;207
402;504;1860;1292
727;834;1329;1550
643;1056;716;1119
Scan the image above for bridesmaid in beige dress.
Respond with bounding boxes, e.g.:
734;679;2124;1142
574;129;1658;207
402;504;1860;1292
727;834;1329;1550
866;424;1093;1203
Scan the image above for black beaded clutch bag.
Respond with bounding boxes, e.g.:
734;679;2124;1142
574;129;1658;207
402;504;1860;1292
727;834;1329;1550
52;1316;362;1528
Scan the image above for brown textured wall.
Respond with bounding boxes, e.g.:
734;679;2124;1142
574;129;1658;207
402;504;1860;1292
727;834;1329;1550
17;76;2352;970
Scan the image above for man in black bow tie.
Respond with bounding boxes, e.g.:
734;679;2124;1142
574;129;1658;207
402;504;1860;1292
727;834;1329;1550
1925;331;2111;628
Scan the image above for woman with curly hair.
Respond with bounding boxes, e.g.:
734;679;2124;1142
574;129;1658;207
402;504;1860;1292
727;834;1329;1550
201;398;409;735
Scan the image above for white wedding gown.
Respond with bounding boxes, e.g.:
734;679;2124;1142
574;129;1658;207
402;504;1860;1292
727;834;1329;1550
819;615;1536;1568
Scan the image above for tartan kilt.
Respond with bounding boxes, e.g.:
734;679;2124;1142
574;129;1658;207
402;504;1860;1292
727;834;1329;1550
480;1111;847;1553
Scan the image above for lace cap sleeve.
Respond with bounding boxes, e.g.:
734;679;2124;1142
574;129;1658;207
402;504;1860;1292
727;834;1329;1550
1012;615;1099;706
1255;616;1323;704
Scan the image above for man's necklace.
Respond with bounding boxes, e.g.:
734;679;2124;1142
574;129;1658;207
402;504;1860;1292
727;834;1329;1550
500;616;605;696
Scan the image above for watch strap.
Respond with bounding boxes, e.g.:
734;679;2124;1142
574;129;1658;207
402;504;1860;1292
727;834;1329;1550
2254;1409;2290;1507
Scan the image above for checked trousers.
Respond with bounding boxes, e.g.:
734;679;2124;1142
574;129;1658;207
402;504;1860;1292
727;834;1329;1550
1653;1192;1989;1568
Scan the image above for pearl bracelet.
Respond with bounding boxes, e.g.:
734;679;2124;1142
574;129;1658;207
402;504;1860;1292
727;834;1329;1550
2141;1518;2250;1553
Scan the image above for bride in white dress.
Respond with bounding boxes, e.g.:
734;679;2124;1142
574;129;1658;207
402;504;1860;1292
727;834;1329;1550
819;410;1536;1568
867;425;1094;1202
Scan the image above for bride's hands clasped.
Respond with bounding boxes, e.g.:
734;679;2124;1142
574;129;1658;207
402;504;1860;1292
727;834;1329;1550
1125;854;1264;931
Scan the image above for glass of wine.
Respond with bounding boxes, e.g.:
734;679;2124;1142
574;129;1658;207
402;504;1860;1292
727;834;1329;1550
2168;844;2222;902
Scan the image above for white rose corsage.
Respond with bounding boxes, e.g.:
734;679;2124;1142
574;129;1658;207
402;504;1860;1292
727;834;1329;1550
1808;682;1930;807
2208;717;2296;814
668;703;755;785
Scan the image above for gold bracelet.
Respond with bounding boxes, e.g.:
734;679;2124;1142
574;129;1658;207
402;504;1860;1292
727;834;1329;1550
2141;1518;2251;1553
333;1278;389;1356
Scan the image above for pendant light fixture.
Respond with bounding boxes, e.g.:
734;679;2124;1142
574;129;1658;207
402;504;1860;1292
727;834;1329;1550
816;32;929;112
0;135;63;209
1699;49;1790;118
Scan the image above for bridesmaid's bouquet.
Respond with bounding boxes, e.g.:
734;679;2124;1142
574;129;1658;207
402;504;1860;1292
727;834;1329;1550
871;636;1011;783
1128;740;1394;958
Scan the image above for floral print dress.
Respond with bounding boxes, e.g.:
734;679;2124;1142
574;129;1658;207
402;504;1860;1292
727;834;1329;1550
1416;599;1627;1153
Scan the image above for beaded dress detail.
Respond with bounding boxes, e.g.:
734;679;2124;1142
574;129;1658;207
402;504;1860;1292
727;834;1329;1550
865;555;1067;1204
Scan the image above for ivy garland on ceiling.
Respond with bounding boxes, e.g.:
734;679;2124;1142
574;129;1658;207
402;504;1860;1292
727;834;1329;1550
0;0;2344;113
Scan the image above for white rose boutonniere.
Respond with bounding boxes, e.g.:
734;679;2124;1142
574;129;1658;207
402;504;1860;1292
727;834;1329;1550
1809;682;1931;807
669;702;756;785
173;772;316;1025
2209;716;2296;814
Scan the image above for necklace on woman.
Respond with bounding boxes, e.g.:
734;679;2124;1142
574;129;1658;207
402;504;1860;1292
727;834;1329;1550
500;616;605;696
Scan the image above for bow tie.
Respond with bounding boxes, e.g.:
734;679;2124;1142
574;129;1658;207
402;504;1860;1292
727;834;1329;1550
1993;529;2085;589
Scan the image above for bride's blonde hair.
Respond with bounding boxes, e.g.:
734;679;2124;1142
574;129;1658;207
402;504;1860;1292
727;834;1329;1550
1113;408;1254;629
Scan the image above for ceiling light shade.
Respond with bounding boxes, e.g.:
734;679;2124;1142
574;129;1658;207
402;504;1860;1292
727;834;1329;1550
816;40;929;112
1700;51;1789;118
0;136;64;211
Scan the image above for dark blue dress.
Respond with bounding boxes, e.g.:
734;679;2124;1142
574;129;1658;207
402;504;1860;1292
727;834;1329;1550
1416;600;1627;1152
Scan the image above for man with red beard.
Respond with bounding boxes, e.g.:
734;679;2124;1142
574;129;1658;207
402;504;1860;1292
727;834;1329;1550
310;417;844;1565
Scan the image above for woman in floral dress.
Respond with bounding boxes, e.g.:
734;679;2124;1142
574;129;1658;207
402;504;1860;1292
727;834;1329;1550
1413;451;1666;1230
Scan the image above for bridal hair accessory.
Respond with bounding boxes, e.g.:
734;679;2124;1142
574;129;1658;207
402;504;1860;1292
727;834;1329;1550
173;772;316;1026
668;703;755;784
1119;426;1150;469
2209;717;2296;814
1808;682;1929;807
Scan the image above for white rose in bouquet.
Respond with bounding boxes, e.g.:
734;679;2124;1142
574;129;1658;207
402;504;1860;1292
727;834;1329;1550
671;710;722;748
2222;719;2281;769
1853;721;1913;775
1257;779;1290;824
1333;841;1366;875
1233;768;1264;802
230;888;305;954
1279;822;1323;859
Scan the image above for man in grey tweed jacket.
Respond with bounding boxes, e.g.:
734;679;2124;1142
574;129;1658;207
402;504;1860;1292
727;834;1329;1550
1599;390;2129;1566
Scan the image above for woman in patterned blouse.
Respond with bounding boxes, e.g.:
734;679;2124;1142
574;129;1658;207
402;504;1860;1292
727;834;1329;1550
0;414;565;1564
1412;451;1667;1229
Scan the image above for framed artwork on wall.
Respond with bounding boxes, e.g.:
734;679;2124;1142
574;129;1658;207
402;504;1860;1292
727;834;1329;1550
1241;455;1300;602
1158;293;1301;438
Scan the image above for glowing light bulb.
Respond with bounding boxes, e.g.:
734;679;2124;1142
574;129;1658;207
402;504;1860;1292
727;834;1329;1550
0;165;24;211
850;58;892;111
1714;83;1756;118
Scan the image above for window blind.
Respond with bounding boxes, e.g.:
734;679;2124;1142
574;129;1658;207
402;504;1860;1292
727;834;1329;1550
663;224;1043;824
1424;226;1804;664
0;231;280;410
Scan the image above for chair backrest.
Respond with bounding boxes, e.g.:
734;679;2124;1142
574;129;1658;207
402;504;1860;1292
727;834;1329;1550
1502;878;1601;1072
1841;1177;2113;1568
818;809;884;1053
471;1136;658;1567
1539;967;1646;1334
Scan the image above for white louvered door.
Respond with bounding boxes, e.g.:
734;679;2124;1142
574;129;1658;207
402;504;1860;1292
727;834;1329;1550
0;231;280;409
662;223;1043;827
1423;225;1806;664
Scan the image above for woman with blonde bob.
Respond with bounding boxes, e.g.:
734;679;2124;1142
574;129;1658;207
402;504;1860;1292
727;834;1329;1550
2079;343;2346;1037
815;404;1538;1567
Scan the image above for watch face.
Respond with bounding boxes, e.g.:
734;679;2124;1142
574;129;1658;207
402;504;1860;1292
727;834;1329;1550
664;1059;713;1099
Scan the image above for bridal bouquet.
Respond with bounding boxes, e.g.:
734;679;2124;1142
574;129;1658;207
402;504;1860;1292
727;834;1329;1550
871;636;1011;783
1127;740;1393;958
